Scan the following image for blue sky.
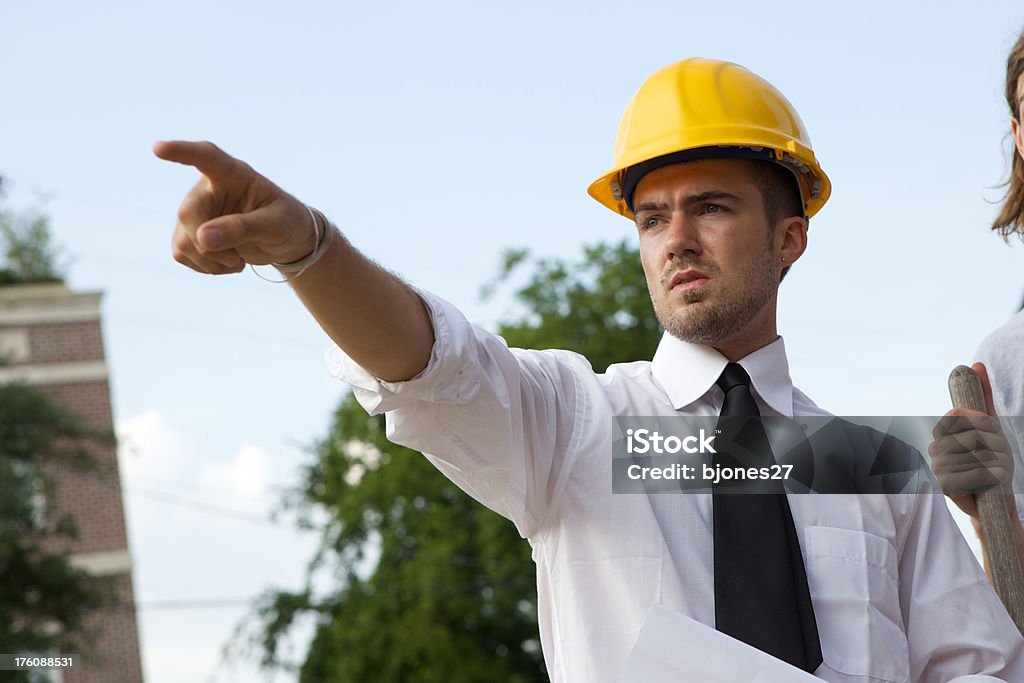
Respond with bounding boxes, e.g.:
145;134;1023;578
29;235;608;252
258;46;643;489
4;1;1024;681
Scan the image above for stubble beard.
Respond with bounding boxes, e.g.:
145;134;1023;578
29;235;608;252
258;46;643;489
651;246;777;346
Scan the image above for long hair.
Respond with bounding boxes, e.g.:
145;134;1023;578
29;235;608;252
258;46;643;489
993;28;1024;239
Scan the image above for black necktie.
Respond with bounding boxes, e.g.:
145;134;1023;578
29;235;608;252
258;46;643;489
712;363;822;672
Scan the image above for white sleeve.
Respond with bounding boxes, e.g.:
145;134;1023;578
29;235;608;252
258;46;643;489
895;492;1024;682
325;288;591;539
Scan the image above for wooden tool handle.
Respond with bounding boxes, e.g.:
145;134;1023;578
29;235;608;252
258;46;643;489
949;365;1024;634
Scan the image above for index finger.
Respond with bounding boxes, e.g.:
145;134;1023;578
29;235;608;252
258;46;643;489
153;140;239;182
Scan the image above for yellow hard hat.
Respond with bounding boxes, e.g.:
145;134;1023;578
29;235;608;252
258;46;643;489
588;58;831;220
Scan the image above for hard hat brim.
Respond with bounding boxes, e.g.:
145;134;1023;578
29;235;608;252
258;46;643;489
588;145;831;221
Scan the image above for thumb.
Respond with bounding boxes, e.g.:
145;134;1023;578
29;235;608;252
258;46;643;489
971;361;996;416
197;203;312;263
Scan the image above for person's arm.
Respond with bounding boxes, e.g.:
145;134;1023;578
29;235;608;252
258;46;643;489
156;140;590;536
929;362;1024;578
154;140;432;382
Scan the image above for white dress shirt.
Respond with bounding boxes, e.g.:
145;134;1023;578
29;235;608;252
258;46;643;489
328;289;1024;683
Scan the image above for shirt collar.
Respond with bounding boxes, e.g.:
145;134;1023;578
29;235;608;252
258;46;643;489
650;333;795;417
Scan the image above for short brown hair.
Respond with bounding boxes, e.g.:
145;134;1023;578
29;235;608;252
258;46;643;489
746;161;804;282
993;28;1024;239
746;161;805;225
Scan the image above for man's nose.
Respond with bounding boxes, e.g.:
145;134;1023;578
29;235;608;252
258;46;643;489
664;213;701;260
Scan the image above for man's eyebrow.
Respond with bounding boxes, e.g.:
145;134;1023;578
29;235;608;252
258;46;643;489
634;191;743;213
634;200;667;213
683;190;744;206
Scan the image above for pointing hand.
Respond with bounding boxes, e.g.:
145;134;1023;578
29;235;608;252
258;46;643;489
154;140;317;274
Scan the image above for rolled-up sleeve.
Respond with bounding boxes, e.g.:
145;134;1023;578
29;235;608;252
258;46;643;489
325;288;484;411
326;288;589;539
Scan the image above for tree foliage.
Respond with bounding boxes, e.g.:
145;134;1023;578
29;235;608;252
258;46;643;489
0;178;65;285
0;382;113;677
249;239;660;681
486;239;662;371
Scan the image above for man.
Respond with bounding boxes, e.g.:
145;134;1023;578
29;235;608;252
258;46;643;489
159;58;1024;682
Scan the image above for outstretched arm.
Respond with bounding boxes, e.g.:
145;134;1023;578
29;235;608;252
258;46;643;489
154;140;433;382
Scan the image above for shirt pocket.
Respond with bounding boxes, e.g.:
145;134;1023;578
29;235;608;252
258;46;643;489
802;525;908;682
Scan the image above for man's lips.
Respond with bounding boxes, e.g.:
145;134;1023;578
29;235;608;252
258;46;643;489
669;270;710;291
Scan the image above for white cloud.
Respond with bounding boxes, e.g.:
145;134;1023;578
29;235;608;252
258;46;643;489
198;444;272;501
117;410;194;482
119;412;273;502
114;411;316;683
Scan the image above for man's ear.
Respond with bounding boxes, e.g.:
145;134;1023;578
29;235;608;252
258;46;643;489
777;216;808;267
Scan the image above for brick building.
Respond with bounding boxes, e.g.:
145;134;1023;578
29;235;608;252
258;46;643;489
0;282;144;683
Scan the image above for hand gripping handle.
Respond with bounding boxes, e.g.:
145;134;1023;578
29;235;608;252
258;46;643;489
949;365;1024;633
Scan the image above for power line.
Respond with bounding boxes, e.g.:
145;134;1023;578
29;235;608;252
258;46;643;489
111;312;328;350
106;569;543;613
124;473;298;499
136;596;257;611
124;485;285;528
92;596;258;612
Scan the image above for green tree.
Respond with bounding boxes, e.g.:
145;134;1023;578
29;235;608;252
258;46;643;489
485;239;662;371
0;179;65;285
249;238;660;681
0;382;113;679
